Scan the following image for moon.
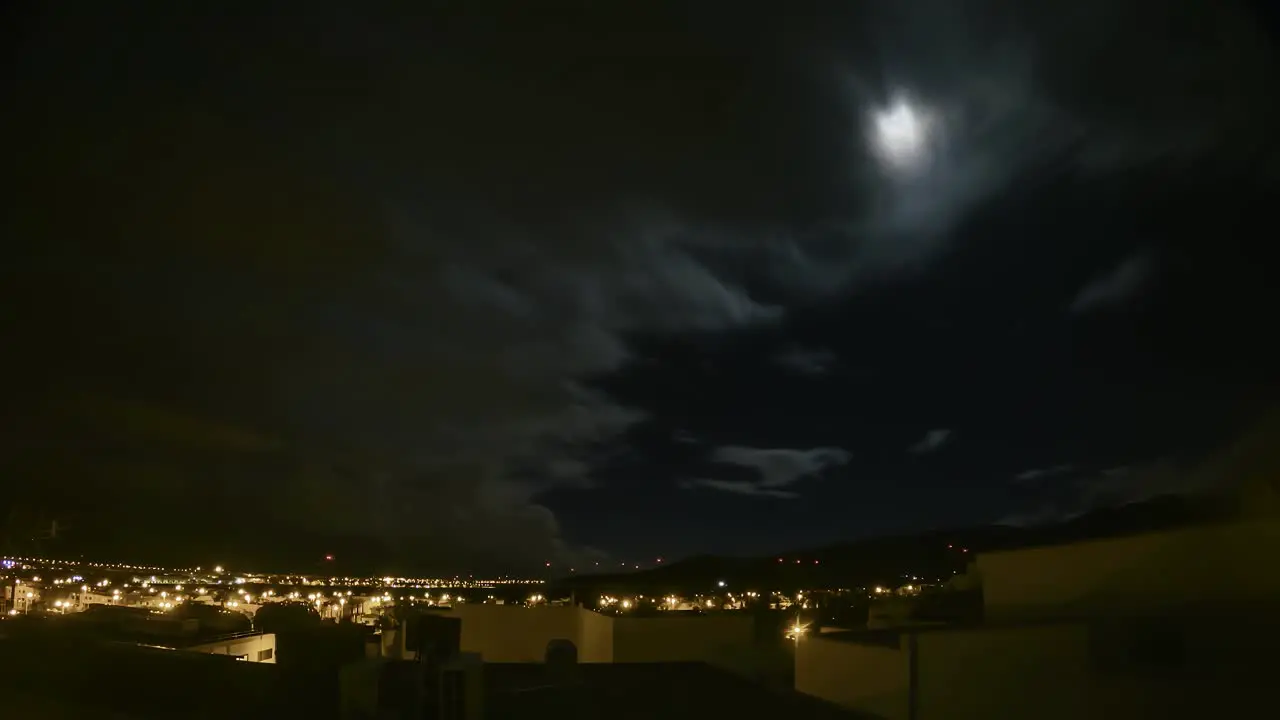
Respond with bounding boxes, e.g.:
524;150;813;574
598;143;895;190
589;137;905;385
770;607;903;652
868;94;936;175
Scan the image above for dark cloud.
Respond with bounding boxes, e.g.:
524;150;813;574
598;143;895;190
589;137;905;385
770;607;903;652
999;409;1280;527
773;346;839;376
1012;464;1078;483
692;446;853;499
1069;252;1154;313
5;0;1276;568
999;462;1196;527
681;479;802;500
8;5;795;571
672;431;701;446
909;429;953;455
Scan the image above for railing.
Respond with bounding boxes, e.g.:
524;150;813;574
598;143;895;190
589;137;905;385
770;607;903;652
193;630;263;643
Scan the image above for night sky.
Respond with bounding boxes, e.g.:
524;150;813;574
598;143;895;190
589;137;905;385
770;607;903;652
5;1;1279;574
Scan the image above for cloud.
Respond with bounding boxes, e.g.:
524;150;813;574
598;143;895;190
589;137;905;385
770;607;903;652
999;458;1222;528
995;507;1088;529
1069;253;1154;313
6;114;780;573
7;1;1273;569
773;346;838;376
681;479;800;500
690;446;852;499
763;0;1274;298
909;429;952;454
1012;464;1077;483
64;389;281;454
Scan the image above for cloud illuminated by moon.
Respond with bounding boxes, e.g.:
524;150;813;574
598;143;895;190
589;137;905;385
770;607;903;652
867;93;939;176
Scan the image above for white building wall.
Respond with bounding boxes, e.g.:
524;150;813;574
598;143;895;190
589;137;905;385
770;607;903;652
448;605;584;662
185;633;277;663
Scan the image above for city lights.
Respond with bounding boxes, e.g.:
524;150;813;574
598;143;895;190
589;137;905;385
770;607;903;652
2;551;929;633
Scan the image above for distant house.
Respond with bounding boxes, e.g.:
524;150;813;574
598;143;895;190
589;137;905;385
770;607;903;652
2;583;40;614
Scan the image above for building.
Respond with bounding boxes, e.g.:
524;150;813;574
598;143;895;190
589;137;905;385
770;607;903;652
485;662;858;720
446;604;614;662
340;610;851;720
794;515;1280;719
180;629;277;663
2;583;40;615
4;603;278;664
0;631;283;717
442;604;760;667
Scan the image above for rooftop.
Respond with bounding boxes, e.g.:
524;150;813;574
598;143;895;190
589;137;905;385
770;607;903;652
484;662;870;719
0;632;279;718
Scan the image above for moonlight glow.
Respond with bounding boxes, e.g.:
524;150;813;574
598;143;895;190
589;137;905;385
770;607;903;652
868;94;937;174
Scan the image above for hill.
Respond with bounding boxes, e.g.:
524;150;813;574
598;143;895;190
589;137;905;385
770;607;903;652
555;492;1234;595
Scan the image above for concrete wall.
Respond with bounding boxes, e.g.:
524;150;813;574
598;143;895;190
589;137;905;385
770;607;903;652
576;604;614;663
978;520;1280;617
612;614;754;664
445;607;757;666
447;605;584;663
915;623;1090;720
798;617;1280;720
187;632;277;663
800;519;1280;718
795;634;909;720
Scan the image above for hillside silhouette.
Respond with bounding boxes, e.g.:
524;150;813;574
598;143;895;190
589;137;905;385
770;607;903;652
558;492;1234;595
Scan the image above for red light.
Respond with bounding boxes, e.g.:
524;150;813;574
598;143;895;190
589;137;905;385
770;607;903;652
813;560;819;565
795;559;801;564
947;544;953;549
777;558;783;563
656;558;663;563
961;548;968;553
545;562;551;567
324;554;334;561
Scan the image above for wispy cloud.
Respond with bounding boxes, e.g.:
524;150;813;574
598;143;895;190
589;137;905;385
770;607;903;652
998;459;1213;527
1012;463;1076;483
1069;252;1154;314
711;446;853;488
685;445;852;499
995;508;1088;529
773;346;838;376
682;479;800;499
672;430;700;445
909;428;952;454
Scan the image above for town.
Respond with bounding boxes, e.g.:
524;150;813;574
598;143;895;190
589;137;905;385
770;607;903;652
3;484;1277;718
7;0;1275;717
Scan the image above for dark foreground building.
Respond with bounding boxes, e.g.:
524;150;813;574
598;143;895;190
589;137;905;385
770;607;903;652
485;662;863;720
3;613;864;720
0;629;280;717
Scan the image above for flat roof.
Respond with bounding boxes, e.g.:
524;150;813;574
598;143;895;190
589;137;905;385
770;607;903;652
813;599;1280;645
0;635;279;717
484;662;873;719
